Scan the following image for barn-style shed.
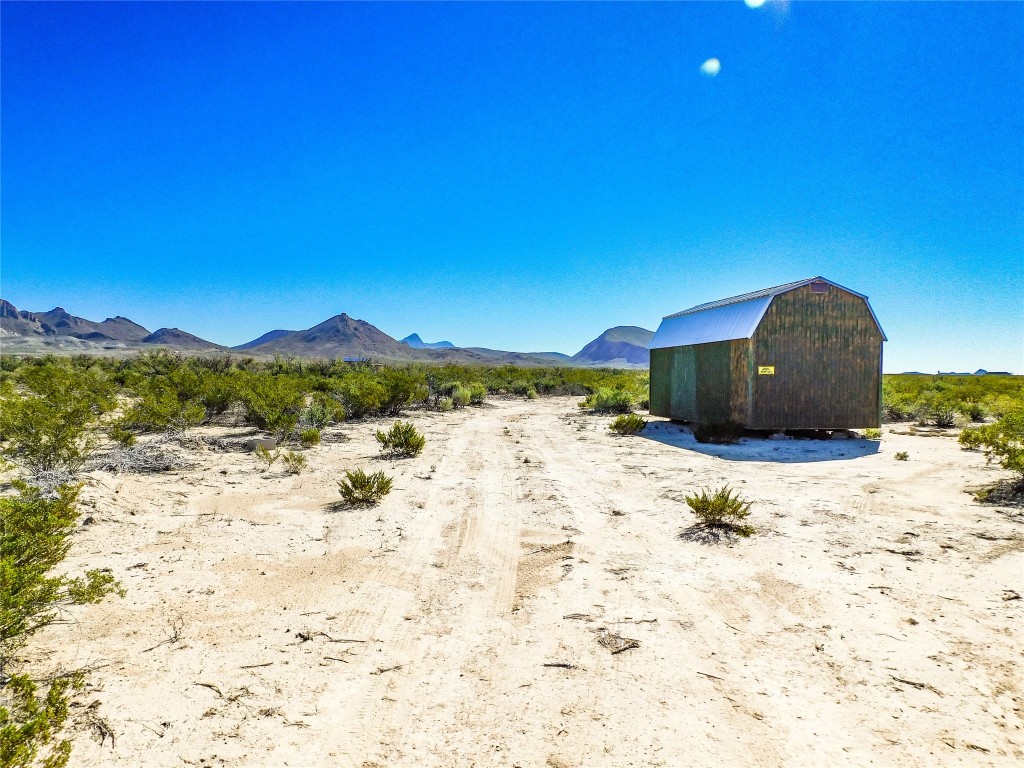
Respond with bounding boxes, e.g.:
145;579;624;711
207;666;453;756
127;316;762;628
647;277;886;430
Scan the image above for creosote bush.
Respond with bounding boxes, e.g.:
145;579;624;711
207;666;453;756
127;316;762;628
299;428;321;447
693;421;745;445
254;445;278;471
684;485;754;536
376;421;426;458
580;388;634;414
337;468;393;506
862;428;882;440
959;406;1024;478
609;413;647;435
1;481;122;767
281;451;307;475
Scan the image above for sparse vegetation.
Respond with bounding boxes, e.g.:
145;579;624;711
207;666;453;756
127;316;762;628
580;387;634;414
862;428;882;439
894;451;910;461
883;374;1023;424
299;428;321;447
376;421;426;458
609;413;647;435
281;450;308;474
693;421;745;445
959;406;1024;478
0;481;122;768
254;444;279;471
683;485;754;537
337;468;393;505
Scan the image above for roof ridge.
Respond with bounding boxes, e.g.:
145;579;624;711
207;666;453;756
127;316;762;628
663;276;850;318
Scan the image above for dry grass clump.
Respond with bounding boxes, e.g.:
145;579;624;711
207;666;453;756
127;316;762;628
96;440;196;474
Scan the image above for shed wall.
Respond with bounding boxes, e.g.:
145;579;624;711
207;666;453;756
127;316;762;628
649;340;750;423
749;285;882;429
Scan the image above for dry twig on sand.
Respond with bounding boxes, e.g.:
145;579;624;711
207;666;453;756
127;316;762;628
96;440;196;474
594;627;640;655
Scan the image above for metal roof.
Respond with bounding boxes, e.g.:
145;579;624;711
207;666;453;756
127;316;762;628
648;276;886;350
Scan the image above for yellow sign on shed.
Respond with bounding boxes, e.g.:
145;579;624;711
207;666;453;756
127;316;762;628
758;366;775;375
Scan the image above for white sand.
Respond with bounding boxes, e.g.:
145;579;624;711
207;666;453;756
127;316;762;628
36;397;1022;767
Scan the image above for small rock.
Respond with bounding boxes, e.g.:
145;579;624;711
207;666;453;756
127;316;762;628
82;516;95;525
244;438;278;452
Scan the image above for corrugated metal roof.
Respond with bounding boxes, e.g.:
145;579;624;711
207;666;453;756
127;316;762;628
648;297;772;349
648;276;886;350
664;276;867;318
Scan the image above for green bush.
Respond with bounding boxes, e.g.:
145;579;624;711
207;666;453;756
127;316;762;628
1;482;121;767
281;451;307;474
107;425;137;447
693;421;745;445
437;397;454;412
451;385;472;409
958;407;1024;477
376;421;426;457
525;388;538;400
120;384;205;434
332;377;386;419
299;394;344;429
0;366;114;473
862;428;882;440
580;388;634;414
254;445;278;471
299;428;322;447
894;451;910;461
468;383;487;405
609;414;647;435
337;468;393;505
239;374;305;438
684;486;754;536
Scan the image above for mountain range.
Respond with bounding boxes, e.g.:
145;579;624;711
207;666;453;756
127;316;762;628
0;298;651;367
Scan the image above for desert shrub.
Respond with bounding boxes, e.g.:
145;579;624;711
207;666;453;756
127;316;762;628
0;366;114;473
254;445;278;471
525;388;538;400
609;414;647;435
281;451;307;474
197;371;239;417
376;369;428;416
107;424;137;447
451;385;472;409
337;468;393;505
894;451;910;461
97;441;195;474
684;486;754;536
437;397;454;412
332;377;386;419
376;421;426;457
959;401;988;422
862;428;882;440
1;482;121;767
239;374;305;438
580;388;634;414
693;421;745;445
468;383;487;405
299;428;321;447
0;671;79;768
958;407;1024;477
120;384;205;434
299;394;344;430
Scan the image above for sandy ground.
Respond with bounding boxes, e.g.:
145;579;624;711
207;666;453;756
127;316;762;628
34;397;1022;767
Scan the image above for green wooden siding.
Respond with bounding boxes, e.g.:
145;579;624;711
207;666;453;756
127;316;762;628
749;285;882;429
649;340;750;423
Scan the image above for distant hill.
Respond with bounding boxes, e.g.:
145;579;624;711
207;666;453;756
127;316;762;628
572;326;653;367
401;333;455;350
245;313;415;359
233;329;296;350
1;300;149;341
143;328;225;350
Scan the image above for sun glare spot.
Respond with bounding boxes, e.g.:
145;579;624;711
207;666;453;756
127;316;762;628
744;0;767;8
700;58;721;77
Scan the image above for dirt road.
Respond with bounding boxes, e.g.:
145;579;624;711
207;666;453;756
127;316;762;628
40;397;1022;766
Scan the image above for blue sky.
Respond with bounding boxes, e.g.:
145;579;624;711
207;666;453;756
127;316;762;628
2;1;1021;372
